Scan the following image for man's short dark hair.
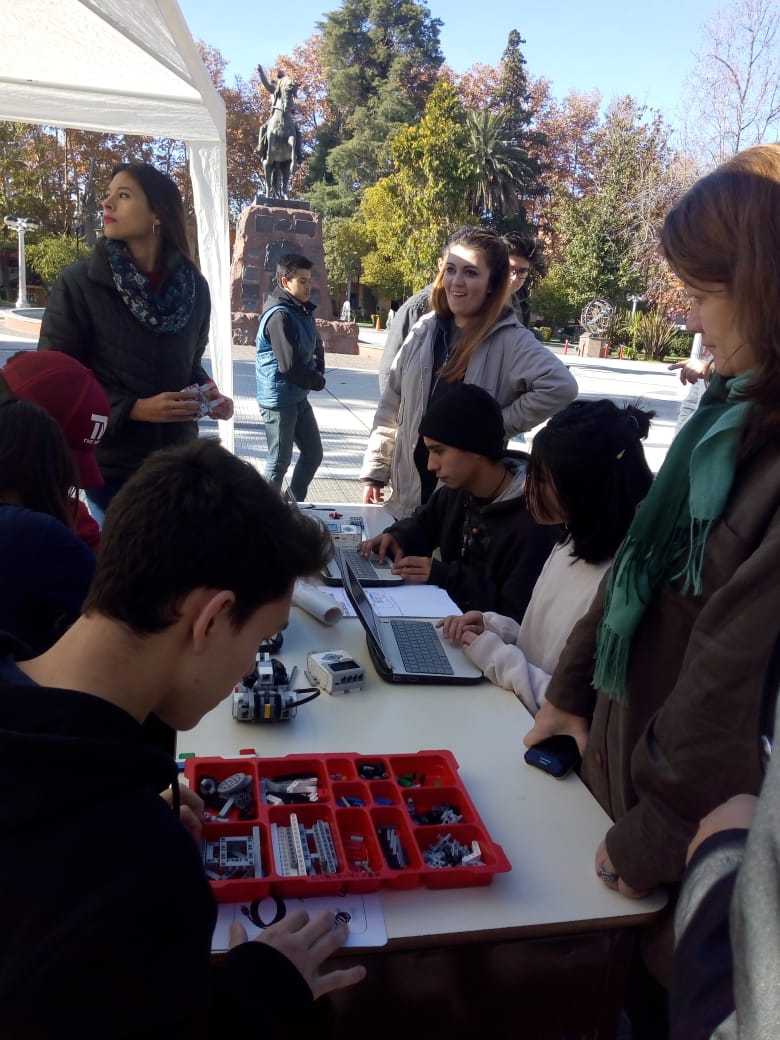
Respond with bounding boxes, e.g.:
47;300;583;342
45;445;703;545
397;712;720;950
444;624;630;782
83;440;331;633
502;232;537;262
277;253;313;281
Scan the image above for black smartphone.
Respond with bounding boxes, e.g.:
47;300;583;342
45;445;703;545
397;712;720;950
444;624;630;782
524;735;581;779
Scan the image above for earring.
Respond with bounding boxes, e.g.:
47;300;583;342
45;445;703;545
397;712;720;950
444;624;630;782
153;221;161;236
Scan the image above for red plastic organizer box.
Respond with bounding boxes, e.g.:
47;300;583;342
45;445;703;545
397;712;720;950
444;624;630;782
183;750;511;901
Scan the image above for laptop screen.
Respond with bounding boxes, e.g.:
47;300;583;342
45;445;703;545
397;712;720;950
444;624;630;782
338;550;385;651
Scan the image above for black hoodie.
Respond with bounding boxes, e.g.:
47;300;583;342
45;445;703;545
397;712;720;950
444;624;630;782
0;679;311;1039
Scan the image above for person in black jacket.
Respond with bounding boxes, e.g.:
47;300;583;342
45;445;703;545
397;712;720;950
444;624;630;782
359;383;560;621
38;162;234;524
0;438;364;1040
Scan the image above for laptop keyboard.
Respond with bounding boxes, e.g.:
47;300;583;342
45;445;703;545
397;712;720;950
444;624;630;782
342;549;391;581
390;620;454;675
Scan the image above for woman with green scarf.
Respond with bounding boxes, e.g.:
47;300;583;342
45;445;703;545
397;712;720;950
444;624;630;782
525;144;780;1019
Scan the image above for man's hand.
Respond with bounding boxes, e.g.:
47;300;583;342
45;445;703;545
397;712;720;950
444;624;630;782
359;533;402;563
524;699;589;758
391;555;432;583
130;390;201;423
686;794;758;865
161;782;204;844
228;909;366;999
437;611;485;644
668;356;711;385
362;484;385;505
594;839;650;899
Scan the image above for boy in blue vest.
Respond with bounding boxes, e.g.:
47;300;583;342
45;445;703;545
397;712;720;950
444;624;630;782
256;253;326;500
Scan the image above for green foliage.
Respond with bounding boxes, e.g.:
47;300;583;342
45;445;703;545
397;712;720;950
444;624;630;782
538;326;552;341
529;265;574;330
635;309;679;361
26;234;80;285
465;110;535;220
359;81;474;297
666;332;694;358
307;0;444;217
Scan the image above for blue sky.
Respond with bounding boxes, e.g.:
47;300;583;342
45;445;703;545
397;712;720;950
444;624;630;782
178;0;717;128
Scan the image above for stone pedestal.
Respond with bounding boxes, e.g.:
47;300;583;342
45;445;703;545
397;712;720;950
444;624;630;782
230;200;357;355
578;334;610;358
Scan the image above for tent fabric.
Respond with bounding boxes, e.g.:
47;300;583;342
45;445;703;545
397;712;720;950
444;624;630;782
0;0;234;450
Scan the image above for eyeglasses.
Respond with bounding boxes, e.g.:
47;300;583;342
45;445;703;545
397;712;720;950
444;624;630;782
509;267;530;280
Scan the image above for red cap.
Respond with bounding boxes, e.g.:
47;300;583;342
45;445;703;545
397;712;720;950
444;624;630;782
2;351;110;489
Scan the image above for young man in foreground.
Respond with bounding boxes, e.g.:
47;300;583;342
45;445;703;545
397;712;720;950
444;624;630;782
0;439;364;1038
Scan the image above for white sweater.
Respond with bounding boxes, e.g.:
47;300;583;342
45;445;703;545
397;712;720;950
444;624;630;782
464;541;610;714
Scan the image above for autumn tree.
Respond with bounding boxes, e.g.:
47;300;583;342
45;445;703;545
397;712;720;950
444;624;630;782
307;0;444;218
684;0;780;165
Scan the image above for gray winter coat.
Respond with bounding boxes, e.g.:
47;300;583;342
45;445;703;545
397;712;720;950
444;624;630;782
360;309;578;519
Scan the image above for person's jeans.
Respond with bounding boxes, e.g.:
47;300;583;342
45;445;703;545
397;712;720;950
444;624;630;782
261;398;323;501
85;479;126;528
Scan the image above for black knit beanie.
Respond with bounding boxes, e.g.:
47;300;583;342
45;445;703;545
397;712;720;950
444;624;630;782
419;383;505;459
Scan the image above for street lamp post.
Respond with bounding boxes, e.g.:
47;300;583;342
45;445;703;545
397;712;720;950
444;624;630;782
3;216;41;309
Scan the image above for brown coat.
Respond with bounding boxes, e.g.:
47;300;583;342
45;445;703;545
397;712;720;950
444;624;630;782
547;437;780;896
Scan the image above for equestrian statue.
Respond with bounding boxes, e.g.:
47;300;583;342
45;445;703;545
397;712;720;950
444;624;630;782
256;65;304;199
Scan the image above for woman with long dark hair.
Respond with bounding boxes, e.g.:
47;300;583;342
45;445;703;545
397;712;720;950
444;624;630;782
360;226;577;519
38;162;233;522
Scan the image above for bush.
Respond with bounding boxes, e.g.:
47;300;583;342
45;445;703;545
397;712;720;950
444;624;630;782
666;332;693;359
26;234;80;287
636;310;679;362
539;326;552;342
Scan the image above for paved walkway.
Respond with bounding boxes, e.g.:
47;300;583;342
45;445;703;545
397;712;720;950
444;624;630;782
0;312;687;504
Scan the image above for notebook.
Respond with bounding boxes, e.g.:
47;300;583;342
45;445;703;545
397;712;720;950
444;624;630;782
338;550;482;685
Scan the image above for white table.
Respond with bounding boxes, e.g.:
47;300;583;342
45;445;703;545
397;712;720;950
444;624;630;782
186;576;665;1037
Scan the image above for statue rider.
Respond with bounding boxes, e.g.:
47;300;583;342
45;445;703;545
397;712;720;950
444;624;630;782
256;65;303;168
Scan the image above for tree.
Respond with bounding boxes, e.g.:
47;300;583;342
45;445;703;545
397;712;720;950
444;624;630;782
358;81;473;297
465;110;534;220
307;0;444;217
685;0;780;164
551;98;676;310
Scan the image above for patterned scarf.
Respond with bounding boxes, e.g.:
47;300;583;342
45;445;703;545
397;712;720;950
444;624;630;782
105;239;196;334
593;371;753;702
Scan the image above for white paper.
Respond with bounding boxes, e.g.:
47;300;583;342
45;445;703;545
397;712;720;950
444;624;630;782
366;586;461;618
211;892;387;951
315;586;356;618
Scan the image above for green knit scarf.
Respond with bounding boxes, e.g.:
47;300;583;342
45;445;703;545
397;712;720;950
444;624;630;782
593;371;753;703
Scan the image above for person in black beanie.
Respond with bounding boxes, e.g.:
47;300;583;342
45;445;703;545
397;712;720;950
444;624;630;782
359;383;561;621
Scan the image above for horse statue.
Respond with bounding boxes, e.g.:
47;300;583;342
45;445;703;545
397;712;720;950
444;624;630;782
256;65;304;199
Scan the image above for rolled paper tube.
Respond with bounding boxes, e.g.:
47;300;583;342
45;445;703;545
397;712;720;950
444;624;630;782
292;580;343;626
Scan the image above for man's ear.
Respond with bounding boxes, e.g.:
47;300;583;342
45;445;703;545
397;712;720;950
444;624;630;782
190;590;236;653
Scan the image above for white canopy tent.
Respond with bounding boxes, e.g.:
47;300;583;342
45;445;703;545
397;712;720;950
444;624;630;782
0;0;234;449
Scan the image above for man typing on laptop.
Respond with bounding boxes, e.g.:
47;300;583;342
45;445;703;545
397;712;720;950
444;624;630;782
359;384;560;623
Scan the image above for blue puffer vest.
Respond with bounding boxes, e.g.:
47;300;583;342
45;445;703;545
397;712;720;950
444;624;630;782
255;299;318;408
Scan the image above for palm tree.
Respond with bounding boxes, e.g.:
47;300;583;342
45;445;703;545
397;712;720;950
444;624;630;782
465;110;532;220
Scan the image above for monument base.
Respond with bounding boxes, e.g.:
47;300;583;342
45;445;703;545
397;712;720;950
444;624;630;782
231;202;358;353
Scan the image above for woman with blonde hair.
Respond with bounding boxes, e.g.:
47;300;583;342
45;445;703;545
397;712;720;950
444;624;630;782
361;226;577;519
525;144;780;1030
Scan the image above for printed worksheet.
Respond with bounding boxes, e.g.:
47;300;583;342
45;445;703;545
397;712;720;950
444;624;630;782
211;892;386;951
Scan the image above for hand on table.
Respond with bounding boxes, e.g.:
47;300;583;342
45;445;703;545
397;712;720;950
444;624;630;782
359;533;402;564
524;699;589;758
228;909;366;999
390;555;432;583
437;611;485;645
130;390;201;423
594;839;650;900
686;793;758;865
